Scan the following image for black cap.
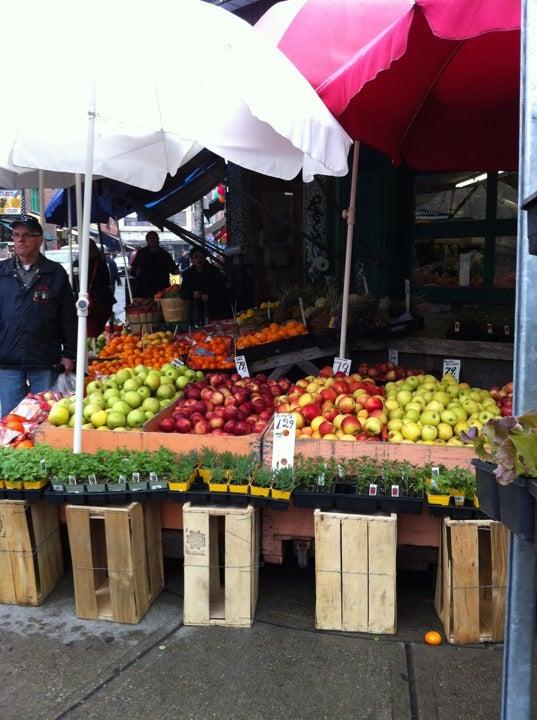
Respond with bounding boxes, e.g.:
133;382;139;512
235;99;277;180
11;215;43;236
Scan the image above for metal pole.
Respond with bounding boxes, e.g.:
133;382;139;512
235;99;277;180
501;1;537;717
339;141;359;358
115;219;133;302
67;188;74;287
73;84;96;455
39;169;45;251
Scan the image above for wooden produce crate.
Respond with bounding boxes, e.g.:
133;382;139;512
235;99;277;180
66;502;163;624
434;518;508;644
0;499;64;605
314;510;397;634
183;503;259;628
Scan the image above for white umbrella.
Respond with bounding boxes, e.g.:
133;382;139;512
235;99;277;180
3;0;352;452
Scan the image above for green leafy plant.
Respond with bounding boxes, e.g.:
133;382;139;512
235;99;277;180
271;467;295;491
210;466;227;485
251;466;272;488
229;454;256;484
198;447;219;469
354;460;378;494
171;454;197;483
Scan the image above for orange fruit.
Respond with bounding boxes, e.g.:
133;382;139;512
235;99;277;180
424;630;442;646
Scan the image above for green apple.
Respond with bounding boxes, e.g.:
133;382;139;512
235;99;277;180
68;415;76;428
134;364;147;375
195;371;204;381
462;399;479;415
421;425;438;441
158;375;173;387
107;411;126;430
402;422;421;442
468;419;484;432
156;384;175;400
142;397;161;414
82;422;94;430
396;390;413;406
426;400;444;413
405;376;420;389
478;410;495;424
162;366;179;381
445;384;460;398
420;410;440;426
437;422;453;441
387;419;403;432
440;409;458;426
403;409;420;423
49;404;71;426
175;375;189;390
184;369;195;381
123;377;141;392
127;409;146;428
432;392;450;406
87;393;106;409
406;401;423;413
385;398;400;411
449;405;468;422
387;430;404;443
114;368;132;386
103;388;121;401
112;427;128;432
454;420;470;436
83;403;99;421
57;397;72;409
102;379;119;390
111;400;131;415
90;410;108;428
145;372;161;391
469;390;483;402
123;391;143;409
137;386;151;400
447;437;465;446
144;411;155;420
86;380;103;394
388;408;405;420
96;426;109;431
159;399;170;408
385;382;397;393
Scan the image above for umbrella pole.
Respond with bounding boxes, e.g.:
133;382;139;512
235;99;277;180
67;188;74;287
115;218;133;303
73;86;96;454
75;174;83;250
39;170;45;252
338;141;360;358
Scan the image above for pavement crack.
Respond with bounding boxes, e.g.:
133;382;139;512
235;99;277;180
53;621;184;720
404;642;419;720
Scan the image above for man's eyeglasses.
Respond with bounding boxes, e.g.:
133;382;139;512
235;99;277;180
12;232;41;240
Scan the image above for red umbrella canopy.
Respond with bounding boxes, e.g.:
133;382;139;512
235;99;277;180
257;0;520;170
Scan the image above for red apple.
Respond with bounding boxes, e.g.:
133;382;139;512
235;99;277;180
365;396;384;412
210;391;224;406
185;386;201;400
253;421;267;433
200;387;213;401
319;420;334;437
336;396;355;414
319;366;334;378
223;420;237;434
333;380;350;395
158;417;176;433
209;416;224;430
302;403;322;423
320;388;337;402
175;418;192;434
235;421;251;436
341;416;361;436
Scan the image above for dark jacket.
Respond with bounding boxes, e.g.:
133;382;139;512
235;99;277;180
131;246;178;298
0;255;77;369
180;262;232;321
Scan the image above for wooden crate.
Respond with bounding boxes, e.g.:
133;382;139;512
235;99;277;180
314;510;397;634
66;501;163;624
0;499;64;605
434;518;508;644
183;503;259;628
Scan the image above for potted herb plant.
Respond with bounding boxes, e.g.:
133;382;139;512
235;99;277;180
378;460;424;515
250;466;272;506
1;447;47;500
198;447;218;483
208;466;229;495
169;454;197;493
271;466;294;501
228;455;255;495
293;455;333;509
464;415;536;539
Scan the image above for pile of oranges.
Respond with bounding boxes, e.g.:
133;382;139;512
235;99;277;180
88;332;185;378
187;333;235;370
236;320;307;350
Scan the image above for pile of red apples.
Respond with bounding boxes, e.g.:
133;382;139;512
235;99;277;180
489;382;513;417
157;372;290;435
277;367;386;441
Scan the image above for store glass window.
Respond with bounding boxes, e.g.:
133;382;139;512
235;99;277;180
497;172;518;219
413;236;485;287
415;173;487;223
494;236;517;287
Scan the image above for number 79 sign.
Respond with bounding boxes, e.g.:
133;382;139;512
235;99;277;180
442;358;461;381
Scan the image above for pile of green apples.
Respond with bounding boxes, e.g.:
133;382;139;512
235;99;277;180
384;373;501;446
47;363;204;431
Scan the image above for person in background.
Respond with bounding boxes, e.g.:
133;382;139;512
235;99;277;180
0;216;76;414
74;240;115;338
131;231;178;298
105;252;121;296
178;249;191;275
180;247;232;322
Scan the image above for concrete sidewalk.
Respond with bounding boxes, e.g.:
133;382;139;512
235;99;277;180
0;560;532;720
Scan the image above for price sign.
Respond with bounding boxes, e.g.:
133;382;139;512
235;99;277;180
442;358;461;381
368;483;378;496
332;357;351;375
234;355;250;378
391;485;400;498
486;323;493;335
272;413;296;470
171;358;184;367
504;325;510;336
388;349;399;365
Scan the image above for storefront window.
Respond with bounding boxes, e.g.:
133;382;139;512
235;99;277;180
494;236;517;287
413;237;485;287
415;173;487;223
497;172;518;219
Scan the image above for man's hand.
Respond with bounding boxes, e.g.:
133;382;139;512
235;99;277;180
201;294;209;302
60;357;74;373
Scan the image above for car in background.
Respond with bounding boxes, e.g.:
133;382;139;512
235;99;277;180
44;247;79;275
113;255;129;276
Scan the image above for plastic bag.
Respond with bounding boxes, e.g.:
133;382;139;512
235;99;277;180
54;372;76;395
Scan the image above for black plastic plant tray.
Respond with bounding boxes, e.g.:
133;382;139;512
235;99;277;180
293;490;334;510
379;496;423;515
267;498;289;512
333;493;379;513
472;459;501;521
187;490;209;506
250;495;269;508
498;477;534;541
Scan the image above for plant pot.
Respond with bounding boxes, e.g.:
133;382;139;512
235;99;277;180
3;483;25;500
208;482;229;493
471;459;501;520
229;484;249;495
107;483;128;504
450;499;477;520
427;493;451;507
293;489;334;509
148;479;169;500
228;493;249;507
379;495;423;514
44;487;65;505
65;484;86;505
450;490;466;507
250;485;270;497
271;488;292;501
87;483;108;506
224;469;235;482
268;498;289;511
198;468;212;483
498;477;534;541
169;478;193;493
250;495;269;508
334;490;378;512
23;478;48;490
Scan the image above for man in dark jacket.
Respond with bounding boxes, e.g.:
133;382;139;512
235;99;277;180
180;247;232;322
0;216;77;414
131;231;178;298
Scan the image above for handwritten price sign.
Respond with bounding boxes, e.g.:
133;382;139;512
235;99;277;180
234;355;250;378
171;358;184;367
332;357;351;375
272;413;296;470
388;349;399;365
442;358;461;381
